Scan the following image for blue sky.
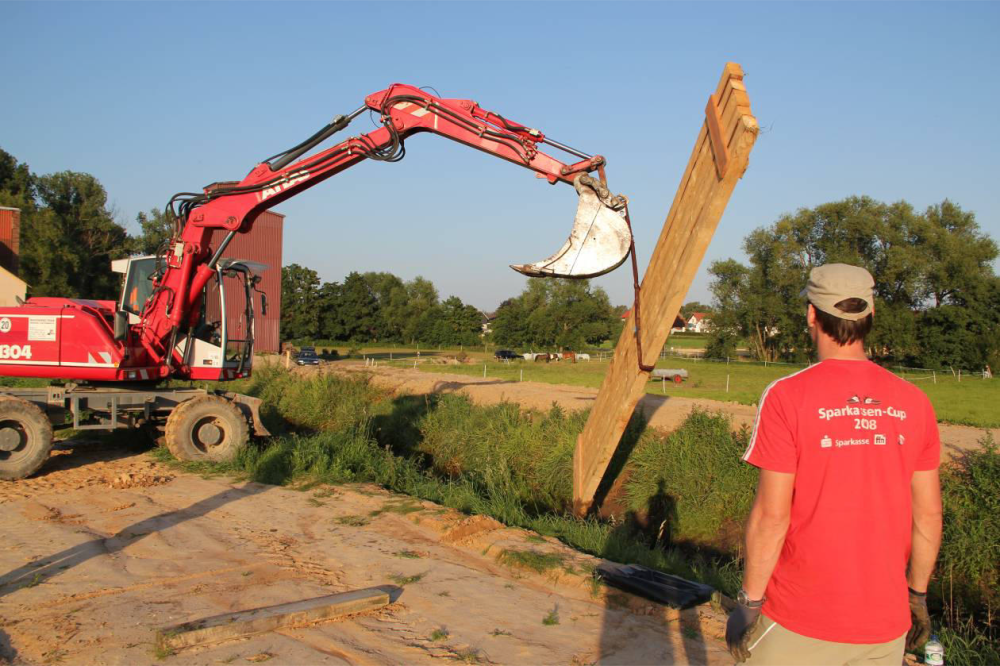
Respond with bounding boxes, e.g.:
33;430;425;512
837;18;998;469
2;2;997;311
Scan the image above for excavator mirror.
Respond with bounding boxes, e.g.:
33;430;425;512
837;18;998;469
510;174;631;279
114;310;129;342
259;293;268;316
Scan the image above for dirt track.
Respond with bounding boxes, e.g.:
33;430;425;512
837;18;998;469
339;362;996;461
0;439;731;665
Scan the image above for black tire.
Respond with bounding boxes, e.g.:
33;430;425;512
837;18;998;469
0;397;54;481
164;396;249;463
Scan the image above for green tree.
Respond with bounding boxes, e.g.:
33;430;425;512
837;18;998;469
338;271;380;342
440;295;483;346
316;280;344;340
492;279;616;349
492;297;530;348
0;148;35;206
400;276;439;344
281;264;321;341
20;171;130;299
130;207;175;255
361;271;405;342
708;196;1000;368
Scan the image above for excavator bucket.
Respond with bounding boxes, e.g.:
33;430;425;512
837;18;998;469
510;175;632;279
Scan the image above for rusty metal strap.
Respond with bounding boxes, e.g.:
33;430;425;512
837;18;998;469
623;205;656;373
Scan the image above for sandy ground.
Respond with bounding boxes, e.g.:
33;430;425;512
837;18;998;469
0;439;731;666
337;362;996;461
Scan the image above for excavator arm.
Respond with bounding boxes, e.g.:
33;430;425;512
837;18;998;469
139;84;633;372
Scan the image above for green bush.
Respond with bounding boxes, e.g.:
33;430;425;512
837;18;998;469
936;435;1000;664
416;396;578;513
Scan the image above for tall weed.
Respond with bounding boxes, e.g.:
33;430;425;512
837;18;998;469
936;435;1000;663
625;410;756;547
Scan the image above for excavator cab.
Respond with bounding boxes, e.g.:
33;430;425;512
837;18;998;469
183;259;266;380
113;256;267;380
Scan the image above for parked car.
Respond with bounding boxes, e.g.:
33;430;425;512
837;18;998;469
494;349;520;361
295;349;321;366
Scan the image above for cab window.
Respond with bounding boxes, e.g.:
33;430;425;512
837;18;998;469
122;257;157;316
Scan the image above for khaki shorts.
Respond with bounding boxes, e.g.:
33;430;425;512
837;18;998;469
742;614;906;666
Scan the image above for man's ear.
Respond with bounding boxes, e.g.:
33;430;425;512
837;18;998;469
806;303;816;328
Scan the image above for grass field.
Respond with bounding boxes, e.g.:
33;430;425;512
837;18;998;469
347;352;999;429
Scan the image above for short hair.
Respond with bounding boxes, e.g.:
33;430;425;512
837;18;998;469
811;298;873;345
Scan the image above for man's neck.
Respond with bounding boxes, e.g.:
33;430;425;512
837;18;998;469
816;338;868;362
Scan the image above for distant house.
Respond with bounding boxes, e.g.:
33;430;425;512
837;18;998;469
480;310;497;335
686;312;712;333
622;309;687;332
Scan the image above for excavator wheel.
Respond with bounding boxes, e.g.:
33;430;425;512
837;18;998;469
164;396;249;463
0;396;54;481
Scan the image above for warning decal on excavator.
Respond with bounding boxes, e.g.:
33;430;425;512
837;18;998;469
0;318;10;333
28;316;57;341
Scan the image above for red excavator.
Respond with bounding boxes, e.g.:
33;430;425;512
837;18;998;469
0;83;633;479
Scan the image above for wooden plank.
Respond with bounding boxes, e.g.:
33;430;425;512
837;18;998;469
573;64;758;515
156;587;391;651
705;94;730;178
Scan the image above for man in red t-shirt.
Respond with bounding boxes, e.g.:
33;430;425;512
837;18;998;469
726;264;942;665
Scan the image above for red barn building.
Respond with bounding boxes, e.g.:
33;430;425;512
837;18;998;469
0;206;21;275
204;183;284;353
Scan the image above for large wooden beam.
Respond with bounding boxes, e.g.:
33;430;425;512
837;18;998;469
156;587;391;651
573;63;758;515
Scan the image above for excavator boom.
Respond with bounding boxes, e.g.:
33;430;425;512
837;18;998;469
134;84;633;376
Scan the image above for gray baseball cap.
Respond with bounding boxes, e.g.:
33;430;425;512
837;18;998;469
802;264;874;321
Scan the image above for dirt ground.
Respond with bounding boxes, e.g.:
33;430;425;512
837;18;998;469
0;439;732;666
338;362;997;461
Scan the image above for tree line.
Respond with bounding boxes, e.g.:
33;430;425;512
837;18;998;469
6;147;996;368
707;196;1000;371
281;265;485;346
0;148;171;299
281;263;623;349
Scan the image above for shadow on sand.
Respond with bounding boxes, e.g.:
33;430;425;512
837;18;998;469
0;484;269;600
597;481;711;664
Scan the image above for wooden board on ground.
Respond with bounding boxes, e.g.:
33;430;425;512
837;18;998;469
573;63;759;515
157;587;392;651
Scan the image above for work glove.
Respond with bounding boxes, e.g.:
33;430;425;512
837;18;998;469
726;601;762;663
905;588;931;653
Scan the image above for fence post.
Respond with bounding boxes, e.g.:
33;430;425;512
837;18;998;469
958;369;962;382
932;370;936;384
414;360;417;369
726;374;730;393
520;369;523;382
483;363;487;378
